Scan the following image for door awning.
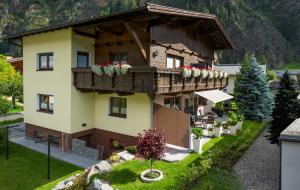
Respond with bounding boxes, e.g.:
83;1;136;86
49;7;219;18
194;90;233;103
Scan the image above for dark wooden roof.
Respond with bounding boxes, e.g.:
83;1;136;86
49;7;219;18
4;3;234;50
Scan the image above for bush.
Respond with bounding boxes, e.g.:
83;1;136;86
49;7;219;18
66;171;89;190
108;152;121;164
227;111;239;126
125;145;137;155
0;98;11;115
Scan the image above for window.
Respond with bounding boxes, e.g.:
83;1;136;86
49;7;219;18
166;55;183;69
110;52;128;65
38;53;53;70
164;97;180;108
38;94;54;113
77;51;89;68
110;97;127;118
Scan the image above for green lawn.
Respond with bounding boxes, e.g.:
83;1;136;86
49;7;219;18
8;104;23;113
99;120;265;190
274;62;300;70
0;143;81;190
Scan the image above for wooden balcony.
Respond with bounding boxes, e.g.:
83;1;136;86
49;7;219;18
72;67;228;95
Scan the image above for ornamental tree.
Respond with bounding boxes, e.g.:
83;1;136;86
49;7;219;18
267;71;300;144
234;54;273;120
137;128;166;174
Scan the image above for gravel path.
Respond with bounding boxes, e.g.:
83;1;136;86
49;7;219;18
233;128;280;190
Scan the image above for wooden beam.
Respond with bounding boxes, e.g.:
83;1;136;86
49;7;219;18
99;15;160;27
96;26;123;36
124;22;147;63
74;30;96;39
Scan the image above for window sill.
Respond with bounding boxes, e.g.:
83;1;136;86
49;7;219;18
109;113;127;118
36;69;53;71
37;110;53;114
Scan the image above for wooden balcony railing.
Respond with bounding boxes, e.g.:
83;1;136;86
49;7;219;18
72;67;228;95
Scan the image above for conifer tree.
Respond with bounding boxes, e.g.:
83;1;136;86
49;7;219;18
234;54;273;120
267;71;300;144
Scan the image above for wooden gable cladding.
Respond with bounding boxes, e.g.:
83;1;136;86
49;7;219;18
150;25;214;68
95;24;150;66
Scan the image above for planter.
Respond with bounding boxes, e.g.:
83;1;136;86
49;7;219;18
237;121;243;131
192;138;204;154
229;125;237;135
207;129;214;137
223;128;229;135
214;127;223;138
140;169;163;183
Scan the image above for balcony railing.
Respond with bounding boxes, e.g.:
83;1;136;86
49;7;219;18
72;67;228;95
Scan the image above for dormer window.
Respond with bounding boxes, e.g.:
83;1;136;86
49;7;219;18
167;55;183;69
110;52;128;65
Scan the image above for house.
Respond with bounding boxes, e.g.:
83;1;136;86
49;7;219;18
6;57;23;75
214;64;266;94
275;70;300;90
279;118;300;190
4;3;234;158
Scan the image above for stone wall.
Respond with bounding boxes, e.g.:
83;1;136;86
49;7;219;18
72;138;99;160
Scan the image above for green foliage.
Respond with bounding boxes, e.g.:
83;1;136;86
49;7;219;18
267;71;300;144
234;54;273;120
66;171;88;190
0;98;11;115
213;102;224;110
227;111;239;126
0;55;23;108
108;152;121;164
266;70;277;81
191;127;204;139
0;128;5;153
125;146;137;155
102;120;264;190
214;120;222;128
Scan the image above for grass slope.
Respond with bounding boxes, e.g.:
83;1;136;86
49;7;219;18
274;62;300;70
0;143;81;190
102;120;265;190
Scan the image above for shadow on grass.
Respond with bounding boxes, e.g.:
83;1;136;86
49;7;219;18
106;168;138;184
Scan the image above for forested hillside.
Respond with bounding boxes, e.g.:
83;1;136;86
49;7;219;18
0;0;299;68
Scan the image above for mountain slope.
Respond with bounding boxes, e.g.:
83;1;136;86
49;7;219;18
0;0;299;68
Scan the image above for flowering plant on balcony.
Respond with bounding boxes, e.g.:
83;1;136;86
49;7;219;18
191;67;201;77
91;64;103;76
219;71;224;78
208;70;214;79
213;70;219;78
177;66;192;78
114;64;132;75
200;69;208;78
223;72;228;78
103;64;115;77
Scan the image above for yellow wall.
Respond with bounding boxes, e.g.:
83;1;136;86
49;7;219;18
23;29;73;133
70;33;95;133
94;93;152;136
23;28;152;136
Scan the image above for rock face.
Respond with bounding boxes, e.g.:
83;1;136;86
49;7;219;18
117;151;135;161
52;175;76;190
87;161;112;182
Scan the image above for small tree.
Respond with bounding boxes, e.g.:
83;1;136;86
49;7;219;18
0;55;23;108
267;71;300;144
234;54;273;120
137;128;166;174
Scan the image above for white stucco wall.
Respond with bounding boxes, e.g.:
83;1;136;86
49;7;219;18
23;29;73;133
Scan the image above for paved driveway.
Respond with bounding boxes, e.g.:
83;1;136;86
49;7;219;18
233;128;279;190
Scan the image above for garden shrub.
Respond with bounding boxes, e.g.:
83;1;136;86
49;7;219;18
125;145;137;155
108;152;121;164
66;170;89;190
0;98;11;115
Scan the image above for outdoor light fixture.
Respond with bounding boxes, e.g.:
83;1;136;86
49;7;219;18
152;50;158;58
82;123;87;127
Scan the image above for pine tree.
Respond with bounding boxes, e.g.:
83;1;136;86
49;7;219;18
234;54;273;120
267;71;300;144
